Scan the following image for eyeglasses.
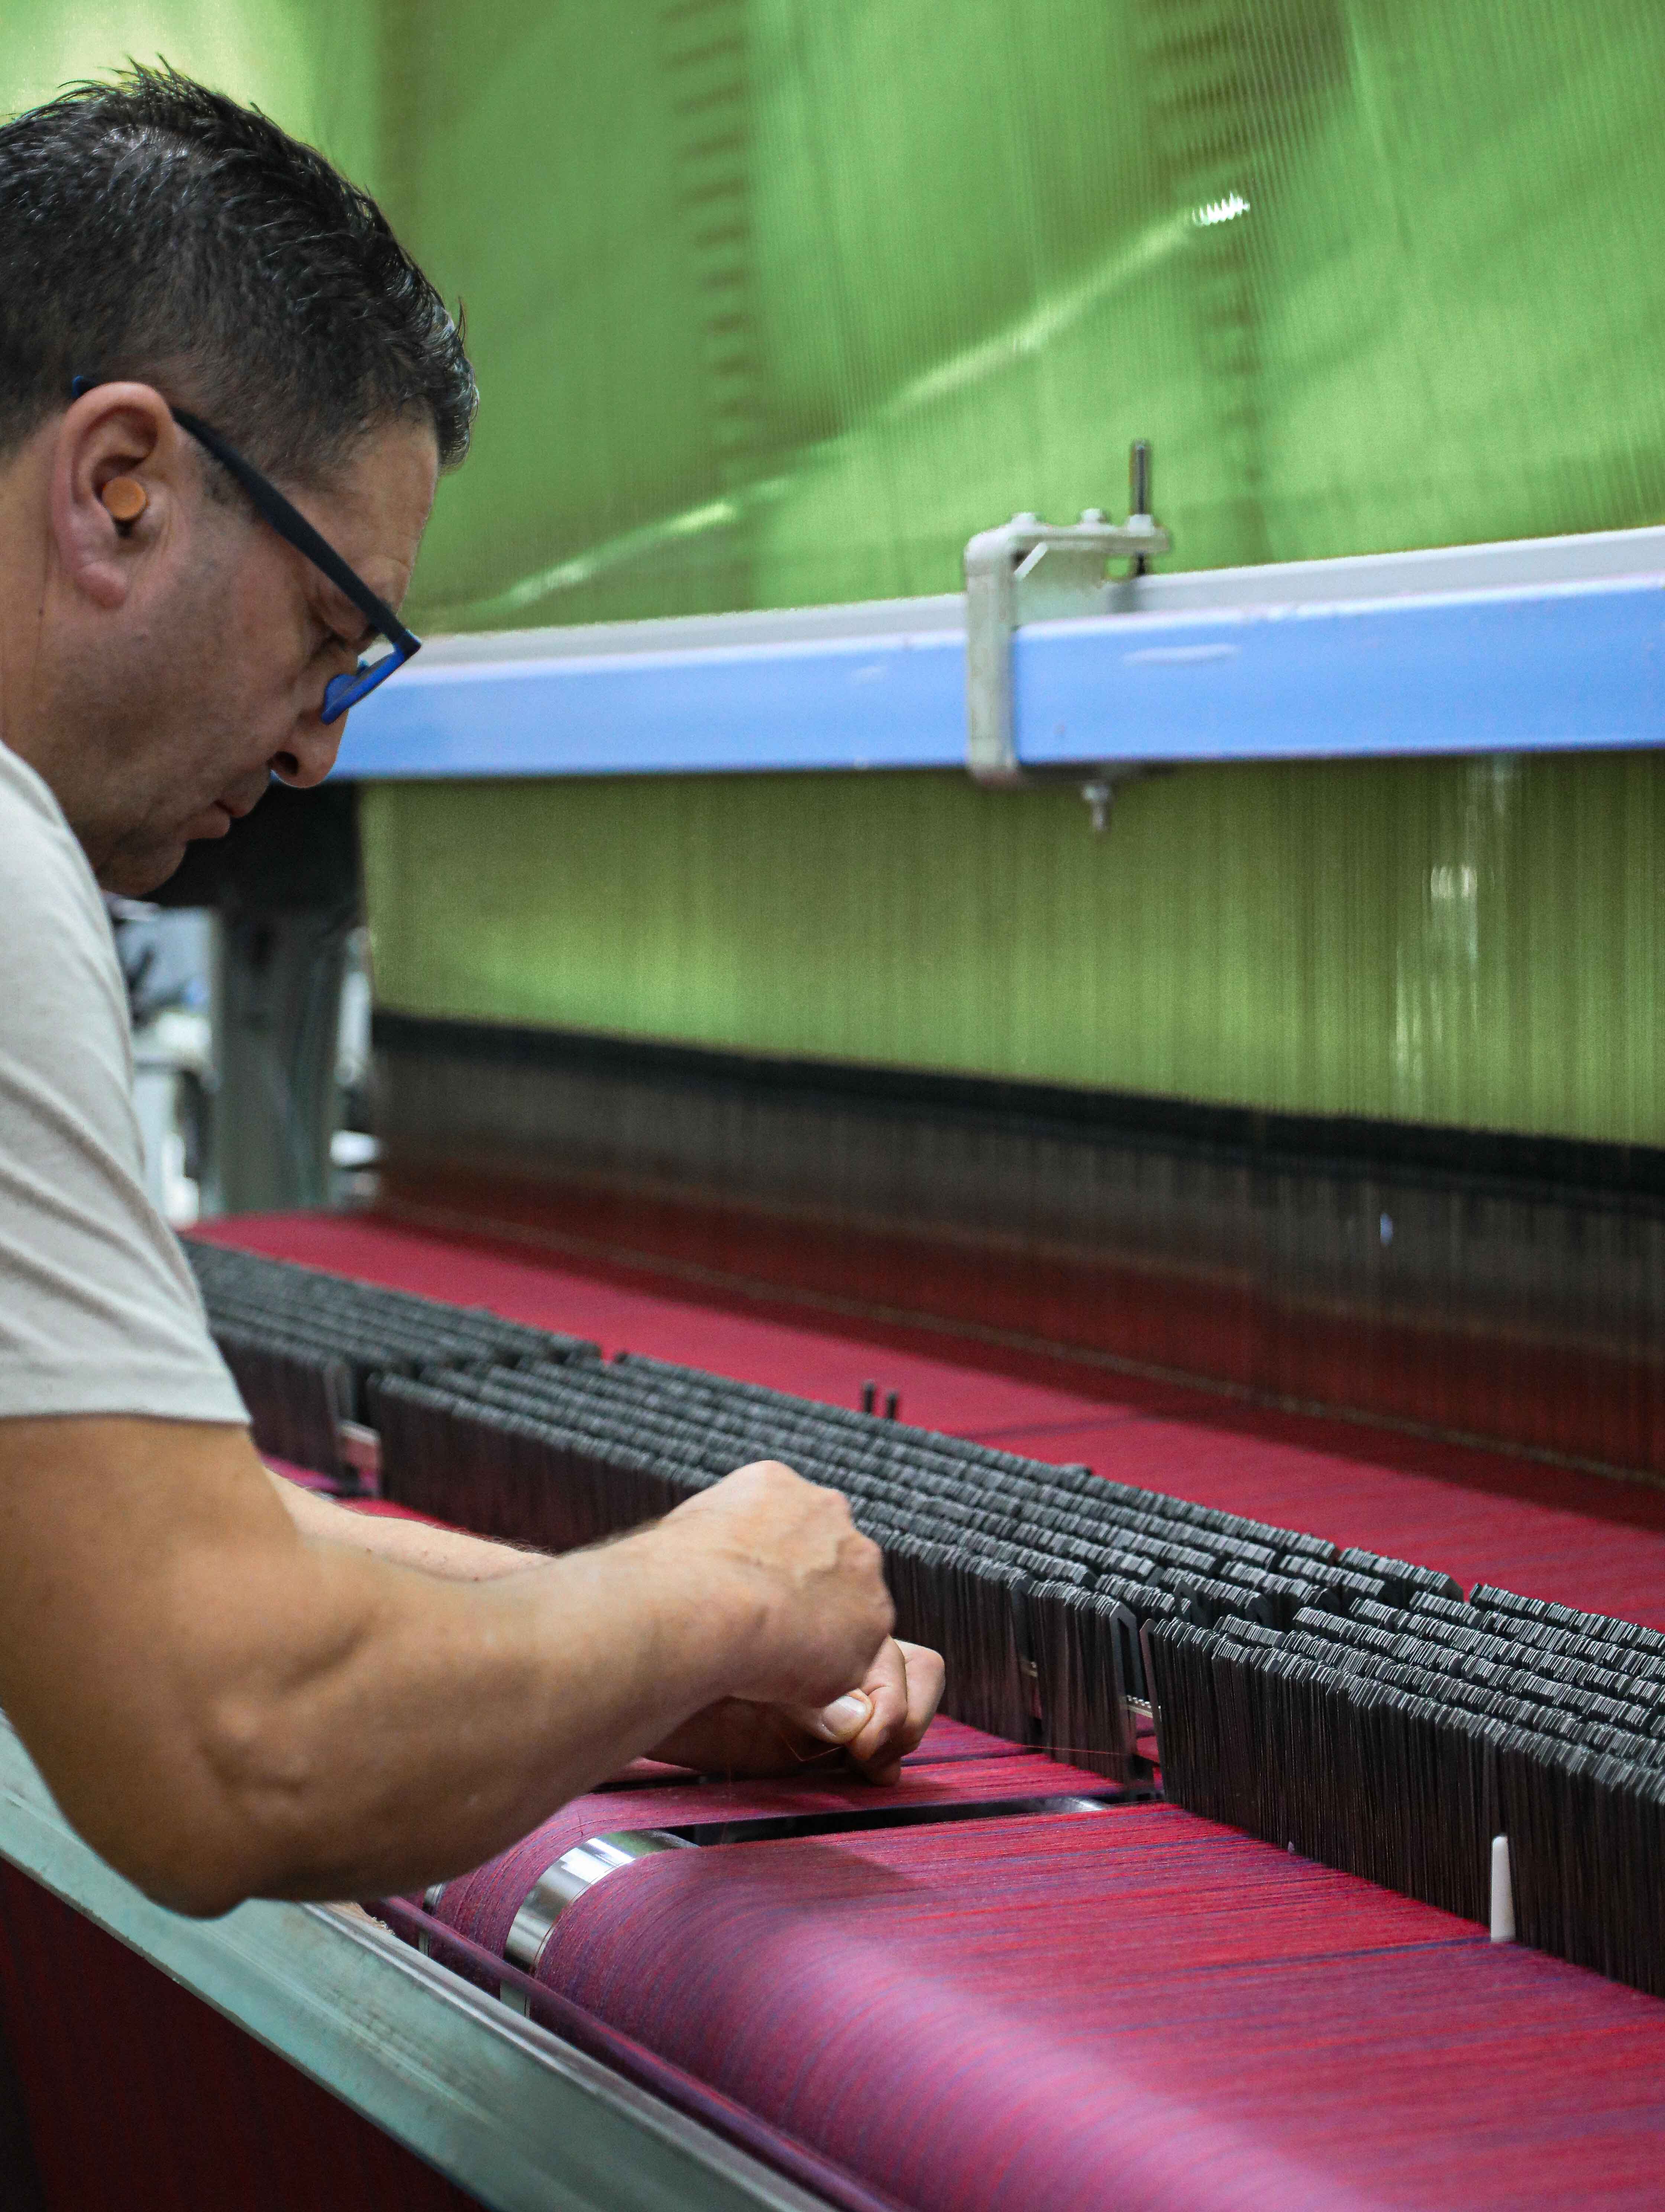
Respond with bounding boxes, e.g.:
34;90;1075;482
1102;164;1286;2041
70;376;421;722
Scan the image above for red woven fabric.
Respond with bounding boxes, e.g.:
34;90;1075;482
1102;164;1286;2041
540;1805;1665;2212
375;1895;914;2212
426;1720;1096;1961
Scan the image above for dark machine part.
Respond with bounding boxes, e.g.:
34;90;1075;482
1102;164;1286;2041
153;780;362;1213
1128;440;1153;576
0;1985;47;2212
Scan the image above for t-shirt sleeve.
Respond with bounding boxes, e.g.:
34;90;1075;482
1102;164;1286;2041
0;751;247;1425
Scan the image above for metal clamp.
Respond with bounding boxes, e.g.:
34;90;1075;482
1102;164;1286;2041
500;1829;692;2008
964;440;1171;791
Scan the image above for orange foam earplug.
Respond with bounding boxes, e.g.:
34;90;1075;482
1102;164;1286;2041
101;476;148;524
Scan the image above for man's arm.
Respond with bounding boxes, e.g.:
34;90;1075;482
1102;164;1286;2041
0;1415;895;1917
266;1467;541;1581
266;1468;943;1780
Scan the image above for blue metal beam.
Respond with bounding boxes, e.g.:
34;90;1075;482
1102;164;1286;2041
334;630;965;779
1016;578;1665;768
333;541;1664;781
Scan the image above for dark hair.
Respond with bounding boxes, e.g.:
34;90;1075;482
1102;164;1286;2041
0;63;476;481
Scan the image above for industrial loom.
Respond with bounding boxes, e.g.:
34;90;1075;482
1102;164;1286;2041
3;518;1664;2212
5;1211;1665;2212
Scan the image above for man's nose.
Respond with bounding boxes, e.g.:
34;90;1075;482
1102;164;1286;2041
270;714;345;789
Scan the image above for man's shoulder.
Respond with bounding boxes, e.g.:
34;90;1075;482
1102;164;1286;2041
0;740;110;941
0;737;70;838
0;739;129;1097
0;740;243;1430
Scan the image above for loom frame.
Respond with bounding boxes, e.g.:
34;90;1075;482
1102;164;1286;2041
334;523;1665;782
0;1717;830;2212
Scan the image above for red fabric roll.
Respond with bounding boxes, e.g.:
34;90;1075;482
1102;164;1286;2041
424;1718;1102;1961
377;1895;912;2212
536;1805;1665;2212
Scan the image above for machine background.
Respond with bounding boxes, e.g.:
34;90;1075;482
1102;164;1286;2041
6;7;1662;1134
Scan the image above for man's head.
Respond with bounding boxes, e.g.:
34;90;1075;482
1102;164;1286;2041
0;66;476;892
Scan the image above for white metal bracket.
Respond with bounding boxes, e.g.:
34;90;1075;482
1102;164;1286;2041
964;442;1171;788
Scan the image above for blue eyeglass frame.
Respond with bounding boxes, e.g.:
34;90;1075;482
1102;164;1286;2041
70;376;421;722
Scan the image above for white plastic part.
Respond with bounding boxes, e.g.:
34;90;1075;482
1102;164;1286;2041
1490;1834;1516;1944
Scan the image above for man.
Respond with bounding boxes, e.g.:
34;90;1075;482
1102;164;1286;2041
0;68;941;1918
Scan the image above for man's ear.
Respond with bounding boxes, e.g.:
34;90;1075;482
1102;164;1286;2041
50;383;195;611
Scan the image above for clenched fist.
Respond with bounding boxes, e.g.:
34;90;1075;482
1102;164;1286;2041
653;1459;896;1709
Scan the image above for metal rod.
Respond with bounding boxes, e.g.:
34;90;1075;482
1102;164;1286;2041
1129;440;1153;576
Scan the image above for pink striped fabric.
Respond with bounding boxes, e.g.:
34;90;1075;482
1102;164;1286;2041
423;1719;1096;1962
537;1805;1665;2212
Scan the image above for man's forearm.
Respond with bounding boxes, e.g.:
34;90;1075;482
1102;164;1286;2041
267;1468;543;1582
193;1520;748;1908
2;1419;892;1919
268;1475;929;1790
5;1423;746;1914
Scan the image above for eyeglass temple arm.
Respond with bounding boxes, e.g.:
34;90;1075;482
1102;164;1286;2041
68;375;417;656
170;407;418;654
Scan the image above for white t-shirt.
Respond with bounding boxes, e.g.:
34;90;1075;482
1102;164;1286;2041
0;738;246;1424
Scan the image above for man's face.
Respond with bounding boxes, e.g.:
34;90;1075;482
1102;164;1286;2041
79;416;439;895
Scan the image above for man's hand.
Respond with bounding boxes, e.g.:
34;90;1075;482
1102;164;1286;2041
273;1460;945;1785
648;1636;945;1785
0;1424;915;1911
650;1459;897;1709
273;1459;945;1786
0;1425;933;1915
